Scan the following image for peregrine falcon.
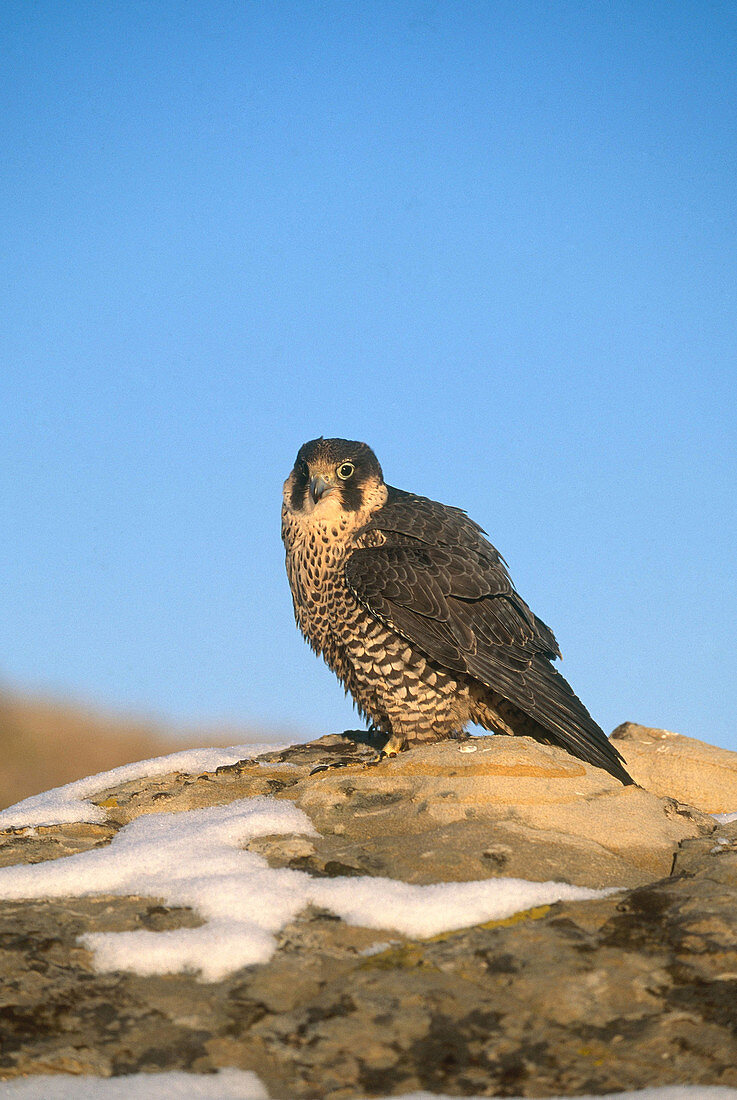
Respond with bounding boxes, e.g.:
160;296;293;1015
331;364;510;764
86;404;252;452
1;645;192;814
282;437;632;785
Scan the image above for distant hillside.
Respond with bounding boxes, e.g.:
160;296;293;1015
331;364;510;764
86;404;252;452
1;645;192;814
0;688;284;810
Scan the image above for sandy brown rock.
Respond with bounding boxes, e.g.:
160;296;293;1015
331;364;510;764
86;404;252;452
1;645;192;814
6;732;714;889
612;722;737;813
247;815;644;890
280;735;713;886
1;728;736;1097
0;822;115;868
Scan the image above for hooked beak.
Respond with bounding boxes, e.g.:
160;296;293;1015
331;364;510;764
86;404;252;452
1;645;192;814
309;474;333;504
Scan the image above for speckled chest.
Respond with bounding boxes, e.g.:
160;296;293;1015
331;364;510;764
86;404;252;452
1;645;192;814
281;508;371;657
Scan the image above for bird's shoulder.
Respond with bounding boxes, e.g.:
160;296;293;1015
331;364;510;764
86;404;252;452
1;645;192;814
349;486;561;661
362;485;505;562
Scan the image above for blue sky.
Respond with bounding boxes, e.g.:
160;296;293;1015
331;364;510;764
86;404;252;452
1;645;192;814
2;2;736;751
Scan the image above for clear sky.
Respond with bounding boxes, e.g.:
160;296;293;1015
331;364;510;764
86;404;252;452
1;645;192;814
2;2;736;751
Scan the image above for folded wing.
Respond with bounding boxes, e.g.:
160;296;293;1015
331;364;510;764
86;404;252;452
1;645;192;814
345;488;632;784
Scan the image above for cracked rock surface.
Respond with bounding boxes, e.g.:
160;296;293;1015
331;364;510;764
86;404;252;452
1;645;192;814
1;729;736;1097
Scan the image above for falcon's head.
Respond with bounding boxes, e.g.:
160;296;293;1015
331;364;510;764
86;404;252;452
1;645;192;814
283;437;386;518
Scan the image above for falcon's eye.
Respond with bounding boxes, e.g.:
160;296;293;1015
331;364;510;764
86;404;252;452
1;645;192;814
336;462;355;480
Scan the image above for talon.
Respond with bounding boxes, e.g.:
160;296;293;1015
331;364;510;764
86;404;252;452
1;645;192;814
309;760;353;776
362;748;399;767
381;734;407;756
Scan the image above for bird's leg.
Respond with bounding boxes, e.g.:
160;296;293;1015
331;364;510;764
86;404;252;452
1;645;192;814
370;726;468;762
378;731;407;757
309;725;408;775
361;726;409;765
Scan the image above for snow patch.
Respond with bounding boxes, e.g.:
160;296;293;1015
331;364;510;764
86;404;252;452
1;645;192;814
0;797;614;981
1;1075;737;1099
714;810;737;824
0;742;292;828
0;1068;267;1098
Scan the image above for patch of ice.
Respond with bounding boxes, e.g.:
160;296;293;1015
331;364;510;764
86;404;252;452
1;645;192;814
0;742;292;828
0;1068;267;1097
714;810;737;824
0;797;615;981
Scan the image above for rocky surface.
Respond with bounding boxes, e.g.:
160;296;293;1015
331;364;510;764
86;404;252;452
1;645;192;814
612;722;737;813
0;729;736;1097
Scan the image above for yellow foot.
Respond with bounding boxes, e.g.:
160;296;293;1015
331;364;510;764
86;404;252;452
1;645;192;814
364;748;398;767
381;732;408;756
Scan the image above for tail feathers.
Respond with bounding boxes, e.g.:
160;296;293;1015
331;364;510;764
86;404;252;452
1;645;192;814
531;705;634;786
476;659;633;786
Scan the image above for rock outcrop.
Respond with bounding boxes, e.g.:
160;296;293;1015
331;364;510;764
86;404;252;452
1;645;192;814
0;729;736;1098
611;722;737;813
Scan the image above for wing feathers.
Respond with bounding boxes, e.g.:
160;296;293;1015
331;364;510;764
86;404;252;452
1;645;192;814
347;489;631;784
